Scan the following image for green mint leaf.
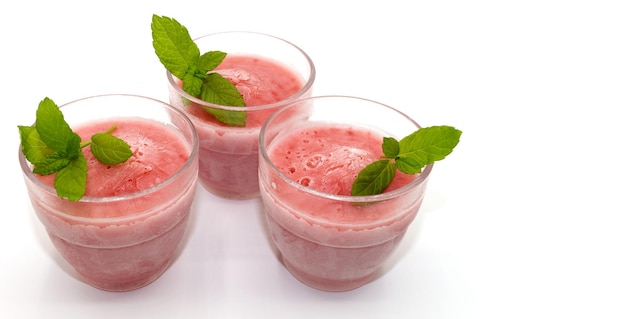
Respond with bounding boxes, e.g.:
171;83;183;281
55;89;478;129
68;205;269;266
54;152;87;201
199;50;227;72
19;99;81;175
396;125;462;174
395;156;423;174
151;14;200;79
181;71;204;97
199;73;247;126
201;73;246;107
32;152;72;176
351;125;462;197
351;159;396;196
20;97;134;201
35;97;74;151
90;132;133;165
18;125;53;164
382;137;400;158
64;132;82;159
151;14;247;126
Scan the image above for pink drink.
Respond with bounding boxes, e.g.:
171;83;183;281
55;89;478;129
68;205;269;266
259;96;431;291
167;32;315;199
37;119;190;200
269;125;416;196
181;54;303;198
20;95;198;291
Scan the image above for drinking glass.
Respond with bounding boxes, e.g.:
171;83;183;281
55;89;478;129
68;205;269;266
167;31;315;199
258;95;432;291
19;94;199;291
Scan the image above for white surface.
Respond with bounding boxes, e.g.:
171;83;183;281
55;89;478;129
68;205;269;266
2;1;625;318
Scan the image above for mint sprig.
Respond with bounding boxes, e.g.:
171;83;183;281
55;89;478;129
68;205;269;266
18;97;132;201
351;125;462;196
151;14;246;126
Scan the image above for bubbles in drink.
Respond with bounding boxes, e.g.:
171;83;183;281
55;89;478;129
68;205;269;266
298;177;311;187
270;125;384;196
305;154;324;169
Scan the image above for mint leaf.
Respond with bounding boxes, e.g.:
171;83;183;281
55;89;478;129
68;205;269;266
64;132;82;159
199;73;247;126
351;125;462;197
199;51;227;72
200;73;247;106
395;156;423;174
90;131;133;165
54;152;87;201
19;97;133;201
151;14;246;126
35;97;75;151
181;70;204;97
351;160;396;196
18;125;52;164
151;15;199;79
396;125;462;174
32;152;72;176
382;137;399;158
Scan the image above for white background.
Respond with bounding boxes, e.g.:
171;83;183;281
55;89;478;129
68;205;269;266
2;1;625;318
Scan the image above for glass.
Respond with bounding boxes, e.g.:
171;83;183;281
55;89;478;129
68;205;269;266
167;31;315;199
19;94;199;291
258;96;432;291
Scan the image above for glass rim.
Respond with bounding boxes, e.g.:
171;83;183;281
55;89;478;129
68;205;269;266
166;30;316;112
18;93;199;204
259;95;433;204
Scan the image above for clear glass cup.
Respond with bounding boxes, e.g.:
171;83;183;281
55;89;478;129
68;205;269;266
167;31;315;200
258;96;432;291
19;94;199;291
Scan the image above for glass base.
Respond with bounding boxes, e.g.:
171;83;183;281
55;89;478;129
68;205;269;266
283;257;377;292
199;179;260;200
78;260;171;292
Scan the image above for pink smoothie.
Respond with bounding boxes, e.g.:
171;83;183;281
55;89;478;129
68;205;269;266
26;117;197;291
37;118;189;204
260;124;428;291
173;54;307;199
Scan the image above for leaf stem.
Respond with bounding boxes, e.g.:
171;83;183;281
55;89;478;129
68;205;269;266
103;125;118;134
79;126;118;149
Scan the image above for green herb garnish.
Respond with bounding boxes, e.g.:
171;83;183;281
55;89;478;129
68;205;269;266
151;14;246;126
351;125;462;196
18;97;132;201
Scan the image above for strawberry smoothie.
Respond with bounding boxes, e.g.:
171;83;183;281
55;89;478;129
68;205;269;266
167;31;315;199
259;96;432;291
19;95;199;291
